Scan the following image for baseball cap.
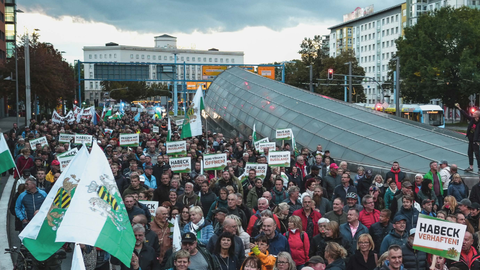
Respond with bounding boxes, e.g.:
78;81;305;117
306;256;325;266
422;199;433;205
51;160;60;166
311;165;320;171
393;215;407;223
212;207;228;215
365;169;373;175
346;192;358;200
330;163;339;170
144;165;153;170
182;232;197;243
459;199;472;208
471;202;480;210
409;228;416;235
439;160;448;165
106;144;113;148
402;181;413;188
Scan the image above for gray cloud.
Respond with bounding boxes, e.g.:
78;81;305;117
20;0;401;34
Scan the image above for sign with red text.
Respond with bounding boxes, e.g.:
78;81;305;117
203;153;227;171
59;133;75;143
258;142;276;154
267;151;291;167
169;157;191;173
30;136;48;150
276;128;293;140
74;134;93;146
166;141;187;156
119;134;139;147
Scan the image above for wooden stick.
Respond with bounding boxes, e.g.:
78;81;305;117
430;255;437;270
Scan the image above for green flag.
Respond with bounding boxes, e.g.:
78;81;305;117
181;86;204;139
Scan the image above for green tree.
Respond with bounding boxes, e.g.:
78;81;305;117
316;50;366;102
101;81;170;102
394;6;480;107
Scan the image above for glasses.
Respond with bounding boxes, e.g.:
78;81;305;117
277;261;288;264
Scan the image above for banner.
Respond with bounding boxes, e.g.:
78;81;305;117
119;134;139;147
258;66;275;80
59;133;75;143
104;129;113;134
258;142;276;153
203;153;227;171
239;163;268;183
52;111;64;124
169;157;191;173
139;201;158;221
254;137;269;150
152;126;159;133
64;111;76;124
30;136;48;150
276;128;293;140
74;134;93;146
202;66;228;80
166;141;187;156
413;214;466;261
175;119;184;126
268;151;291;167
57;148;79;171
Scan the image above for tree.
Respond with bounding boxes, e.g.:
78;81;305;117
316;50;366;102
394;7;480;107
101;81;170;102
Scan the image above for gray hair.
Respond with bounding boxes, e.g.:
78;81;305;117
132;223;145;234
258;197;269;205
287;186;300;196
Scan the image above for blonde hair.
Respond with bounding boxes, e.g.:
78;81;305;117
274;202;289;220
288;215;303;232
189;206;203;216
356;233;374;250
325;242;347;260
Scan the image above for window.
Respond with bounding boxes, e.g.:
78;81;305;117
226;58;229;63
164;56;167;60
186;57;190;61
209;58;212;62
382;19;385;25
372;21;375;27
387;18;389;24
192;57;195;61
373;55;375;61
396;14;399;22
372;44;375;50
387;29;389;35
369;45;371;51
89;54;92;59
368;23;371;29
232;58;235;63
90;82;93;89
215;58;218;62
99;54;102;59
170;56;173;60
396;27;399;34
361;36;364;42
220;58;223;63
147;55;150;60
203;57;206;62
382;53;385;59
372;33;375;39
361;25;364;31
181;57;184;61
114;54;117;58
369;34;371;40
382;30;385;37
382;42;385;48
109;54;112;59
153;55;156;60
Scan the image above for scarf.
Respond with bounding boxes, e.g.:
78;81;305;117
375;182;383;188
388;186;397;194
190;217;205;233
390;167;402;189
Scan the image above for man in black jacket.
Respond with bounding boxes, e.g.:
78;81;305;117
456;103;480;172
401;228;427;270
369;209;393;254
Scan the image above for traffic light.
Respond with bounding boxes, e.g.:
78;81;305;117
328;69;334;80
471;107;477;114
74;100;78;104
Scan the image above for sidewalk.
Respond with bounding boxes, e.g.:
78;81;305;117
0;117;25;134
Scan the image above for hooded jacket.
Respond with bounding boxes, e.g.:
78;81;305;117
379;229;408;255
206;196;228;221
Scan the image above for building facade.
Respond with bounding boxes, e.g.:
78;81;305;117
83;34;244;104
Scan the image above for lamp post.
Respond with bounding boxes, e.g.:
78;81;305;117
14;8;23;126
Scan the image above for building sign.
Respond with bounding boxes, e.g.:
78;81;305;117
258;66;275;80
343;5;374;22
202;66;228;80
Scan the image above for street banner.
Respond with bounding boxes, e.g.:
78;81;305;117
57;148;79;172
258;142;276;153
30;136;48;150
276;128;293;140
59;133;75;143
166;141;187;156
74;134;93;146
413;214;466;261
139;201;158;221
268;151;291;167
203;153;227;171
52;111;64;124
119;134;139;147
239;163;268;183
254;137;269;150
152;126;159;133
175;119;184;126
169;157;191;173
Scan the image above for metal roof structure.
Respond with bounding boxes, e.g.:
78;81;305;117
204;67;469;173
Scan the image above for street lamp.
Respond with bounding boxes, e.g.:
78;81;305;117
14;8;24;126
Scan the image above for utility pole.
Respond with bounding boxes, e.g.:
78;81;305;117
309;65;313;92
348;62;352;103
25;34;31;125
395;57;400;117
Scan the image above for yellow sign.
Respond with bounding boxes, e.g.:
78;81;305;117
202;66;228;80
187;82;211;90
240;66;255;72
258;66;275;80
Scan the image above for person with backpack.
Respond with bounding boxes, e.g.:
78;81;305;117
285;215;310;268
207;187;229;221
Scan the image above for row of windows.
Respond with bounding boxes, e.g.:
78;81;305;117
360;44;376;53
89;54;117;60
382;40;396;48
382;27;400;36
360;55;376;63
129;54;236;64
360;33;376;42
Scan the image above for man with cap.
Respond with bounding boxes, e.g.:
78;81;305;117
304;165;322;193
142;165;157;190
458;198;472;218
390;180;415;218
401;228;427;270
439;160;451;195
45;159;60;183
305;256;326;270
420;199;436;217
343;192;363;213
333;173;357;202
379;215;408;255
211;207;228;233
293;192;322;240
357;169;374;199
323;163;341;198
164;232;220;270
469;202;480;231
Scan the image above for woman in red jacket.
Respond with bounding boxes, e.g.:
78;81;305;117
284;215;310;268
14;148;34;179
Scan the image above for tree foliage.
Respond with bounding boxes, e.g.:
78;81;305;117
395;6;480;107
101;81;171;102
0;33;75;112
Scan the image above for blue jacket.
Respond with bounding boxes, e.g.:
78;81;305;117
379;229;408;255
396;206;419;232
183;219;214;246
448;181;468;202
339;222;369;254
333;184;357;202
15;189;47;221
142;174;157;189
257;230;290;256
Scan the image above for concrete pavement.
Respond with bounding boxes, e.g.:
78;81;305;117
0;116;25;134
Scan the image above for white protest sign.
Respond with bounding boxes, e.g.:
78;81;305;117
139;201;158;221
152;126;159;133
30;136;48;150
57;148;79;171
166;141;187;155
254;137;269;150
268;151;291;167
203;153;227;171
59;133;75;143
169;157;191;173
258;142;276;153
104;128;113;134
276;128;293;140
51;111;64;124
74;134;93;146
175;119;184;126
413;214;466;261
119;133;139;147
239;163;268;183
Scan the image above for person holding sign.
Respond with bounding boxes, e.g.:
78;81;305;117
401;228;427;270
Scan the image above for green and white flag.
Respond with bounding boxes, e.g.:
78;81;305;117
292;133;299;157
56;143;135;266
167;117;172;142
181;86;204;139
103;106;112;121
0;133;15;174
19;146;90;261
252;123;257;142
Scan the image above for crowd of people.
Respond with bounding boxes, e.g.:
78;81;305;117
5;108;480;270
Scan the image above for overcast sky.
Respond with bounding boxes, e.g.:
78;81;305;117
16;0;400;64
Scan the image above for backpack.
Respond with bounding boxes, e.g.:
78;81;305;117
285;231;304;243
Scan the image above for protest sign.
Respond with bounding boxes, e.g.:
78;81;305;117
166;141;187;155
119;134;139;147
57;148;79;171
59;133;75;143
30;136;48;150
413;214;466;261
104;128;113;134
268;151;291;167
152;126;159;133
139;201;158;221
203;153;227;171
175;119;184;126
239;163;268;183
276;128;293;140
51;111;64;124
74;134;93;146
254;137;269;150
169;157;191;173
258;142;276;153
